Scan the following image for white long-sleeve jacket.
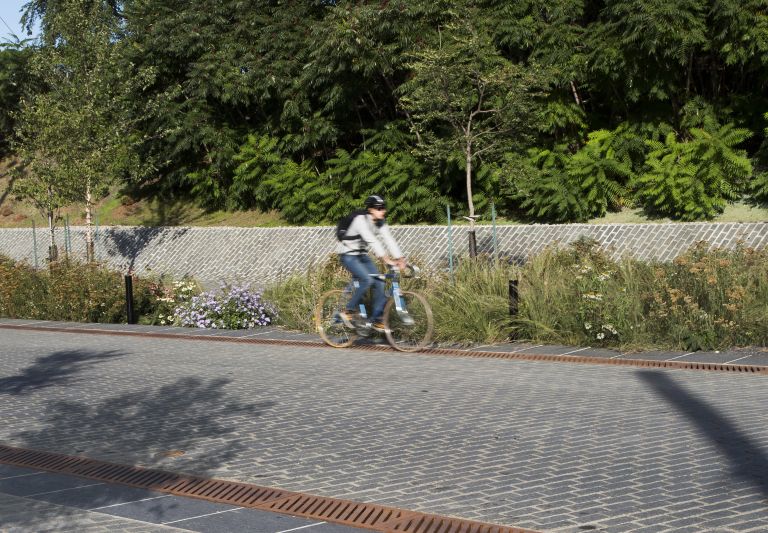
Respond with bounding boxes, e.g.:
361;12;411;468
335;213;403;259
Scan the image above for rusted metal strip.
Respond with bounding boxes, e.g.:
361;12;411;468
0;323;765;374
0;444;538;533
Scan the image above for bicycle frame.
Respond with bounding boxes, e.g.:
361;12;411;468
316;264;432;351
343;268;408;320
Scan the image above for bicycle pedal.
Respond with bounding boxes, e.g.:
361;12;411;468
355;322;373;337
398;313;415;326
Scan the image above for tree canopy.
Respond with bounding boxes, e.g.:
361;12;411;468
3;0;768;225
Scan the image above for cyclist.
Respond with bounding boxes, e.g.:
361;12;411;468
336;195;407;332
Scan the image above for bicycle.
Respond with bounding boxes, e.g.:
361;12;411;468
314;265;434;352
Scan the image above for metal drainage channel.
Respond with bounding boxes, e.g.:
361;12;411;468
0;445;538;533
1;323;766;375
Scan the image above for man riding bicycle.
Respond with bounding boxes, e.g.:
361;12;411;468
336;195;407;332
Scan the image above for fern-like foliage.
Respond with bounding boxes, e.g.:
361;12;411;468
748;111;768;204
538;97;587;140
749;171;768;204
232;129;446;225
322;148;446;224
633;120;753;220
231;134;334;223
566;129;633;218
515;148;589;223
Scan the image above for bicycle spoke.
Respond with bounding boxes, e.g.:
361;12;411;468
315;290;356;348
383;291;433;352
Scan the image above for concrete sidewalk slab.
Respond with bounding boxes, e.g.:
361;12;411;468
0;465;366;533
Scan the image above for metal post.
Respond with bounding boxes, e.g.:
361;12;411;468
124;274;135;324
508;279;519;316
64;215;70;256
491;201;498;263
32;220;39;269
446;204;454;281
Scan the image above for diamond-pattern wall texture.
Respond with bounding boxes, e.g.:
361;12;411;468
0;223;766;287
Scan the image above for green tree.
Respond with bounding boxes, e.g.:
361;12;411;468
0;41;33;158
400;14;540;254
15;0;142;260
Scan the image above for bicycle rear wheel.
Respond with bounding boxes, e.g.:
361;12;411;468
383;291;433;352
315;289;356;348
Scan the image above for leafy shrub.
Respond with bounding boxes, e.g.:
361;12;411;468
173;284;277;329
232;134;331;223
320;147;446;224
514;147;588;222
633;120;752;220
0;255;47;318
566;129;633;218
0;256;131;322
750;171;768;204
508;126;635;222
515;240;768;350
232;128;447;224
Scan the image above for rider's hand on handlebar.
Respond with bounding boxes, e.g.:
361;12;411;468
382;256;408;270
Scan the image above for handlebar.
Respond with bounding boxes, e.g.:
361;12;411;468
367;264;420;280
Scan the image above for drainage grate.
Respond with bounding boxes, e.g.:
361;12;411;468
1;323;766;374
0;444;538;533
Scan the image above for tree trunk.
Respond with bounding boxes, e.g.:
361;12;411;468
466;145;477;258
85;180;94;262
47;209;58;263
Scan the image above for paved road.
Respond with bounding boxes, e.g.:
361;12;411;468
0;325;766;532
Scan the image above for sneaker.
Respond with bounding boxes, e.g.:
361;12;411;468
371;321;389;333
338;310;356;328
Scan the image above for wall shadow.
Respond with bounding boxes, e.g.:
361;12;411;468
0;349;126;396
100;226;189;274
9;375;274;522
637;370;768;496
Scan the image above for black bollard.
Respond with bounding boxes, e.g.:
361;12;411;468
125;274;136;324
508;279;519;316
468;230;478;258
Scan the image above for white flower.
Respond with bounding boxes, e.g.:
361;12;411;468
582;292;603;301
596;332;605;340
584;322;592;330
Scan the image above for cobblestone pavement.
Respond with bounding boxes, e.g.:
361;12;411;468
0;328;766;532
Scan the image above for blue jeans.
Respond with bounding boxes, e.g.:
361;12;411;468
340;254;386;322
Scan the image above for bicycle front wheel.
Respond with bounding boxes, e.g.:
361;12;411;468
315;290;356;348
383;291;434;352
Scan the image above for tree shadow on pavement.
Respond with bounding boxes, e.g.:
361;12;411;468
0;349;126;396
637;370;768;497
9;376;274;522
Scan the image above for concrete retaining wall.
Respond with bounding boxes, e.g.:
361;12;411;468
0;222;766;287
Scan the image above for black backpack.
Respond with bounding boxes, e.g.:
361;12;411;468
335;209;368;241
